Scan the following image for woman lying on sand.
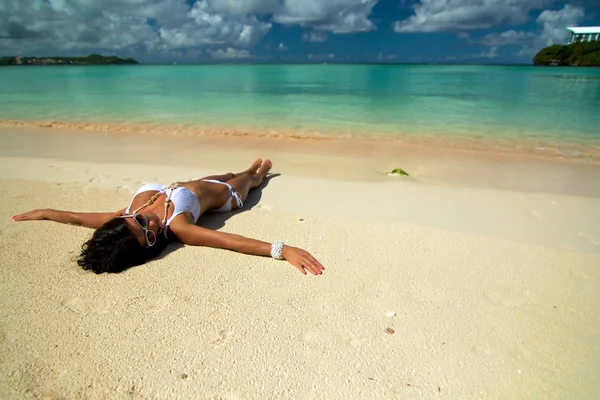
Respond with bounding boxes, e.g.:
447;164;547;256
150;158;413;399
12;158;324;276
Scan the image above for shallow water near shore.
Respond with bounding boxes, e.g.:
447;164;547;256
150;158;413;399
1;64;600;162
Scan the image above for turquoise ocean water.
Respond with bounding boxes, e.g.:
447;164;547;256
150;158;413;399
1;64;599;157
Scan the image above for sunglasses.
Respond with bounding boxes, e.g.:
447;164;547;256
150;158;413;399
118;213;157;247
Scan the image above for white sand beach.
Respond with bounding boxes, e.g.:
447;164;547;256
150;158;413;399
1;126;599;399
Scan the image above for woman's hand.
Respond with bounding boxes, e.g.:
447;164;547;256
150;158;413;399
12;209;48;221
282;245;325;275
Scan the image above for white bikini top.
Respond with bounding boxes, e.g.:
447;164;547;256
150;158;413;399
125;183;201;234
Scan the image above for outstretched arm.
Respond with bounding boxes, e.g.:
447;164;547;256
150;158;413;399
12;208;125;229
172;223;324;275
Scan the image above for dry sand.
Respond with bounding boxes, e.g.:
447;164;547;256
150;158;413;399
1;126;599;399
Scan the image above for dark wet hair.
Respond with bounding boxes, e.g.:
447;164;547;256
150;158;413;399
77;218;168;274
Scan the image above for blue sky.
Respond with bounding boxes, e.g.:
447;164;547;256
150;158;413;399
1;0;599;64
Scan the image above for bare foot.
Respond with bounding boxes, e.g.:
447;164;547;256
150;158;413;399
234;158;262;177
256;159;272;181
244;158;262;175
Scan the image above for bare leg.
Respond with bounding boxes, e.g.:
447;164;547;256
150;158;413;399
221;159;272;210
199;158;262;182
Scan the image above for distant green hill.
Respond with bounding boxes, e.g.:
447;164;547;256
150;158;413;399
533;41;600;67
0;54;139;66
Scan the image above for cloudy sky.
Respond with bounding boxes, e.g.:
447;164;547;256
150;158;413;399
1;0;599;63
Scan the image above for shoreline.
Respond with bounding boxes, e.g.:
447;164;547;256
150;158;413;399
3;123;600;198
2;125;600;199
2;118;600;165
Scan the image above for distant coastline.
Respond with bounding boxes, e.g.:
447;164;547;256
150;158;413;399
0;54;139;66
533;42;600;67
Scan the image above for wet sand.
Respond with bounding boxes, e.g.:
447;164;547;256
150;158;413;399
2;118;600;165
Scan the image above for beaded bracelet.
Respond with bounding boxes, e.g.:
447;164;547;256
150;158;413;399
270;241;285;260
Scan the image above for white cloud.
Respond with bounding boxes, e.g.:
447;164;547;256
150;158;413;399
515;45;537;57
302;31;328;42
478;46;498;58
160;1;271;48
447;45;498;60
0;0;272;56
0;0;378;57
394;0;553;32
308;52;335;60
512;4;585;57
208;0;378;33
478;29;536;46
273;0;378;33
206;0;280;15
536;4;585;46
378;52;398;60
209;47;252;59
278;42;287;50
444;3;586;60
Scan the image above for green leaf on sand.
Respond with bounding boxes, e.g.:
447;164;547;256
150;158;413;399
386;168;409;176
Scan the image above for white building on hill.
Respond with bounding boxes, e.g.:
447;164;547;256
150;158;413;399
567;27;600;44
